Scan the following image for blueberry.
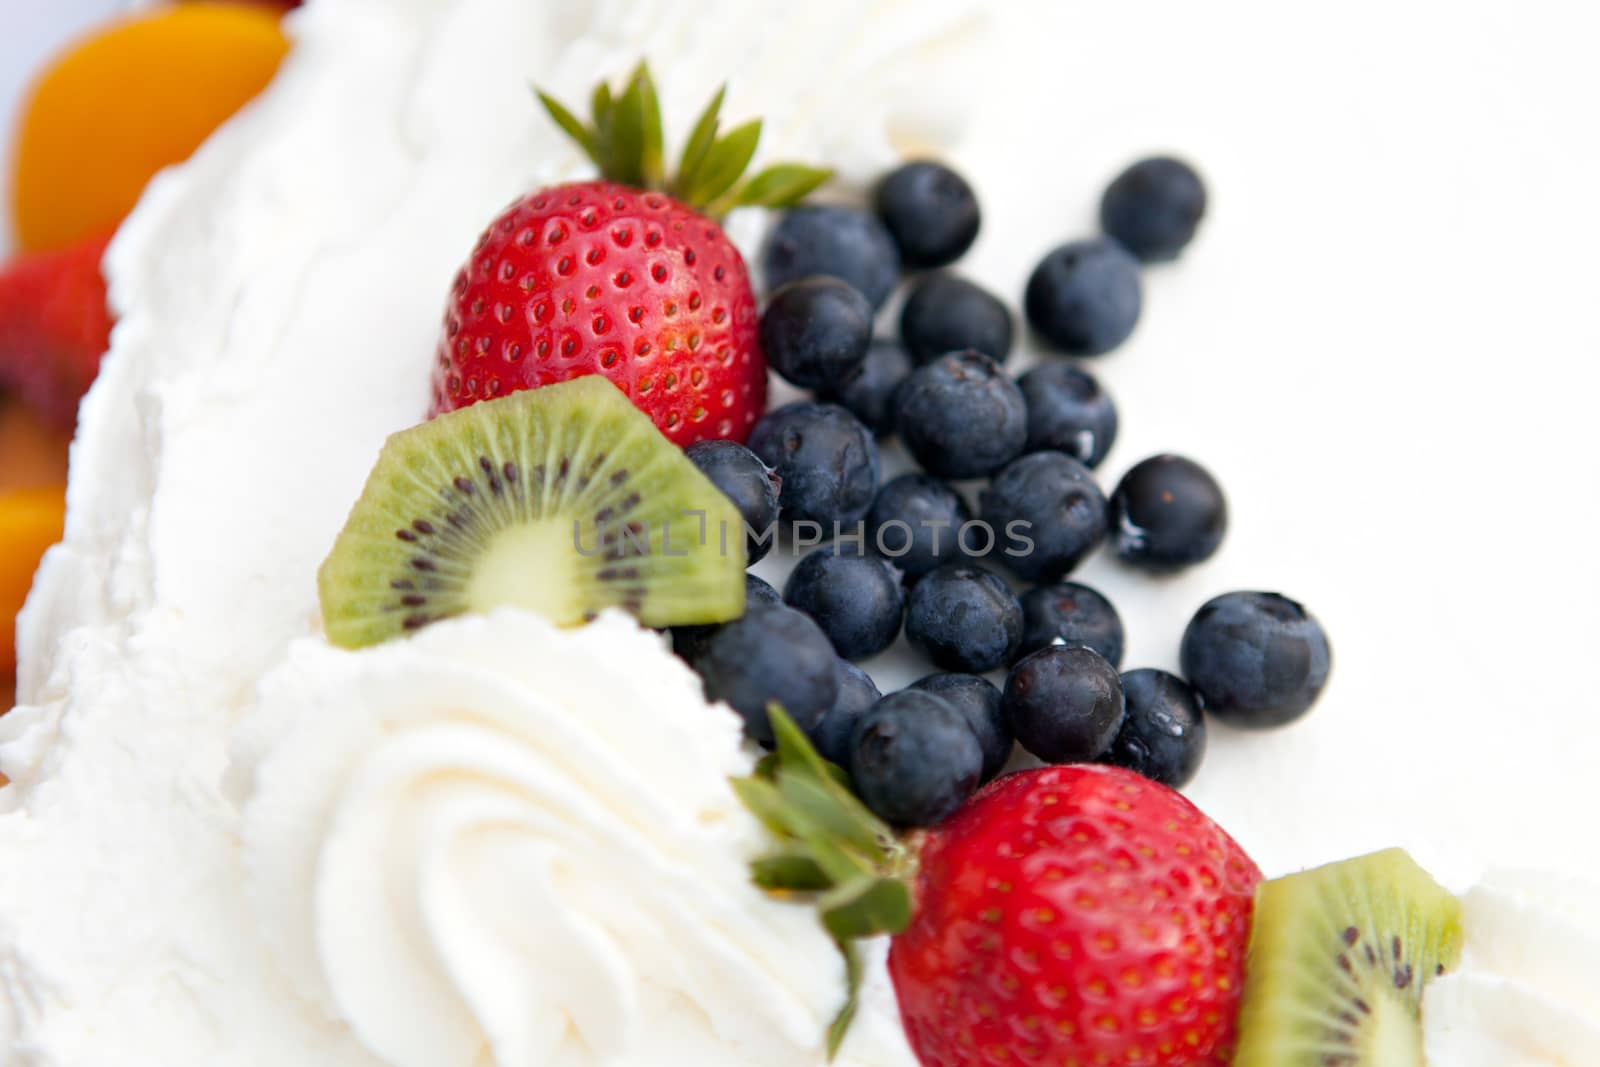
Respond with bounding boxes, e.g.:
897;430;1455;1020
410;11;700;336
762;205;900;309
691;603;841;744
1018;362;1118;469
748;402;880;528
1024;238;1143;356
894;350;1027;479
980;451;1108;582
1101;668;1206;788
783;548;905;660
874;161;980;268
1017;581;1125;666
909;673;1011;781
1179;592;1331;729
1100;156;1206;262
822;338;913;435
759;276;873;390
1109;454;1227;571
1002;645;1125;763
672;573;785;661
865;473;972;582
808;660;882;766
684;439;782;564
899;274;1013;365
904;563;1022;673
849;690;983;827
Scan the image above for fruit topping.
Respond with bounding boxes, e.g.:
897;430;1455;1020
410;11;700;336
783;548;905;661
1110;453;1228;571
690;602;840;744
747;401;880;527
0;233;114;429
907;673;1011;782
849;689;983;828
433;64;830;446
1016;580;1125;666
1002;644;1125;763
1180;591;1332;728
899;273;1014;365
9;3;289;252
864;473;972;582
808;660;882;766
683;438;780;563
759;276;873;390
1025;238;1144;356
1100;156;1207;263
904;563;1022;673
0;485;67;680
1018;361;1119;469
762;204;900;309
1231;849;1463;1067
1101;667;1208;788
894;350;1027;479
980;450;1109;582
874;161;981;269
821;337;913;436
317;376;745;648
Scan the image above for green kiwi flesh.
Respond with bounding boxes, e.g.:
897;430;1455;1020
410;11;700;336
319;376;747;647
1232;848;1463;1067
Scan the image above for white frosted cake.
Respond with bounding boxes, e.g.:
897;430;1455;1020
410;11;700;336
2;1;1598;1065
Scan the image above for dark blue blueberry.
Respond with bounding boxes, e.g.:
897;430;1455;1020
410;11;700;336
759;276;873;390
783;548;905;660
808;660;882;767
1002;645;1125;763
748;402;880;528
762;205;900;309
849;690;983;827
1109;454;1228;572
1017;581;1125;666
1100;156;1206;262
671;573;784;661
1179;592;1331;729
874;160;980;269
690;603;841;744
909;673;1011;781
904;563;1022;673
1024;238;1143;356
822;338;913;435
1101;668;1207;788
684;439;781;565
899;274;1013;365
980;451;1108;582
1018;362;1118;469
894;350;1027;479
865;473;972;583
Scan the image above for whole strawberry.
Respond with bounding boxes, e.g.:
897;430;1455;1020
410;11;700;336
433;64;829;446
736;712;1262;1065
0;232;114;429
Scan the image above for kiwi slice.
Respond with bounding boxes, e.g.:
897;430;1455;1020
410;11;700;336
318;376;746;647
1232;848;1463;1067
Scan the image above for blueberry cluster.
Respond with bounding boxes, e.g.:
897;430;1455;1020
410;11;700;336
677;155;1331;828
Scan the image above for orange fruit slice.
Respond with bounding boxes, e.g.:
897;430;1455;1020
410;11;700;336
0;485;66;685
10;3;289;252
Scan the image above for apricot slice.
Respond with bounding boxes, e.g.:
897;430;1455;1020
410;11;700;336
10;3;289;252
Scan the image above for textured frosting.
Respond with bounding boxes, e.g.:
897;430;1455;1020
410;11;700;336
0;0;973;1062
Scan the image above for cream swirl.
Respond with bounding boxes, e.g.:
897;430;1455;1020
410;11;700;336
227;609;914;1067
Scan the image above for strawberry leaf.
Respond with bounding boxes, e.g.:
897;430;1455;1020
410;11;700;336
632;63;665;187
609;77;647;187
534;88;598;166
820;876;913;941
826;939;863;1060
751;850;833;891
736;164;834;209
675;83;726;197
729;776;796;840
778;771;887;860
689;120;763;210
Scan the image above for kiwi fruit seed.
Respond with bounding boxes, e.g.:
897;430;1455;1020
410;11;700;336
1232;848;1463;1067
319;376;746;647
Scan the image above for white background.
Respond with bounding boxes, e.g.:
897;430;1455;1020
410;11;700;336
3;0;1600;888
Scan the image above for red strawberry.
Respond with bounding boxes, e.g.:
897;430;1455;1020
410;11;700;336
735;713;1263;1066
432;64;830;447
889;765;1261;1066
0;232;114;429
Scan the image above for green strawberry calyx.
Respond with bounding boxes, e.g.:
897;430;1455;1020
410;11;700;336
536;62;833;219
730;705;919;1059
